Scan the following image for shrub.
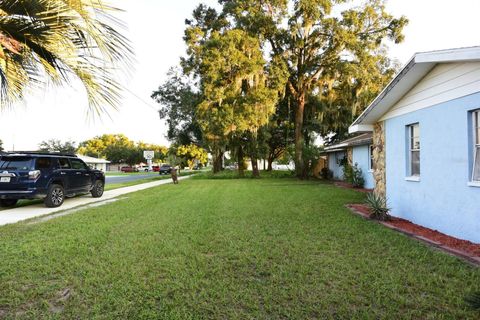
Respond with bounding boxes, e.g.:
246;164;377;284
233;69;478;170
320;167;333;180
343;163;354;182
343;162;365;188
365;192;391;221
351;163;365;188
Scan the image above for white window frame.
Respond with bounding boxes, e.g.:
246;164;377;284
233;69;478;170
472;110;480;183
407;123;420;178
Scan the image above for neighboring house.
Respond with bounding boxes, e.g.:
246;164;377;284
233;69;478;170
77;154;110;172
349;46;480;243
324;133;375;189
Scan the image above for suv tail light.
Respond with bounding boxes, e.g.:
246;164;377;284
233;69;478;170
28;170;41;180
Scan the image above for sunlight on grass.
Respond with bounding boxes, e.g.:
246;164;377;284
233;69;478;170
0;178;478;318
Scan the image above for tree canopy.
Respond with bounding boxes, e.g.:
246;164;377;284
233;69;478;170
38;139;77;153
217;0;407;177
78;134;167;165
151;67;203;146
176;144;208;169
195;29;283;176
152;0;407;178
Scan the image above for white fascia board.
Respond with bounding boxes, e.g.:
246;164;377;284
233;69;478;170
350;46;480;128
349;124;374;134
415;46;480;64
324;143;348;151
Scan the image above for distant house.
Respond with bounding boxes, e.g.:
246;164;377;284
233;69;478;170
349;46;480;243
77;154;110;172
324;133;374;189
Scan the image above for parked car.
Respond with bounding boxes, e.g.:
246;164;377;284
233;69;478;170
136;165;150;172
152;165;160;172
0;152;105;208
159;164;172;175
120;166;138;173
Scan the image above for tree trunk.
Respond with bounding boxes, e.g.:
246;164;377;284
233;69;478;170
213;150;223;173
294;94;306;179
237;145;244;177
251;155;260;178
267;156;273;171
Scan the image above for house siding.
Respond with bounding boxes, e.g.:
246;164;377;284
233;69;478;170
381;62;480;121
328;151;346;180
385;91;480;243
352;145;374;189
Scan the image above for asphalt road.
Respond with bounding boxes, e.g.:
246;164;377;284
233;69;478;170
105;173;167;184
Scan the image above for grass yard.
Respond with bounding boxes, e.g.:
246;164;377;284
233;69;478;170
0;178;479;319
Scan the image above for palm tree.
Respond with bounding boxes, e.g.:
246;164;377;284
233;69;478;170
0;0;133;113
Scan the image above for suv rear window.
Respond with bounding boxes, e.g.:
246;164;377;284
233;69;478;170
35;157;53;170
0;157;34;171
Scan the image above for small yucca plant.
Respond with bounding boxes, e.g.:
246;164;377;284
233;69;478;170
365;192;391;221
465;291;480;310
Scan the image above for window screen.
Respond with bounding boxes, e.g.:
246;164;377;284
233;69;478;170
408;124;420;176
473;111;480;181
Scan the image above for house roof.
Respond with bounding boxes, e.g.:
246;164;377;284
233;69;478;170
324;133;373;152
77;154;111;164
349;46;480;133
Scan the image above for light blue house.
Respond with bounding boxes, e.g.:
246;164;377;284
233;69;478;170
349;46;480;243
325;133;375;189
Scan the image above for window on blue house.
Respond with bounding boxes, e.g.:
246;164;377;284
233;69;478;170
369;145;374;170
473;110;480;182
408;123;420;176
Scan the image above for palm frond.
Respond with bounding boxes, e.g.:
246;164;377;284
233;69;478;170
0;0;134;114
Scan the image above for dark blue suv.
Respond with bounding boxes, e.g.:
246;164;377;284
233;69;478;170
0;152;105;208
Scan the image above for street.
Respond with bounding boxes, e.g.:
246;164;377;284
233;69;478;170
105;173;163;184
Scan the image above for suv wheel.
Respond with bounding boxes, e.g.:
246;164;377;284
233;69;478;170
0;199;18;207
44;184;65;208
91;180;104;198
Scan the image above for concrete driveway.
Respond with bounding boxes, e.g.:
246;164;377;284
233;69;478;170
0;175;192;226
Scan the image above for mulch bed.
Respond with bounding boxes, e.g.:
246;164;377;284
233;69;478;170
333;181;372;193
347;204;480;265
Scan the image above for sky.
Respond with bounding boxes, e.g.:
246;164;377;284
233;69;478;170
0;0;479;151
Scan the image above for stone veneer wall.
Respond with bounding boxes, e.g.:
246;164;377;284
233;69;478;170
372;121;386;197
347;147;353;165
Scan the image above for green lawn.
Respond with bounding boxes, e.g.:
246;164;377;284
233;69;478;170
0;178;479;319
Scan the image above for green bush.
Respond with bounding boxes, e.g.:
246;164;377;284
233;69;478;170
343;163;354;182
320;167;333;180
343;162;365;188
365;192;391;221
351;164;365;188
